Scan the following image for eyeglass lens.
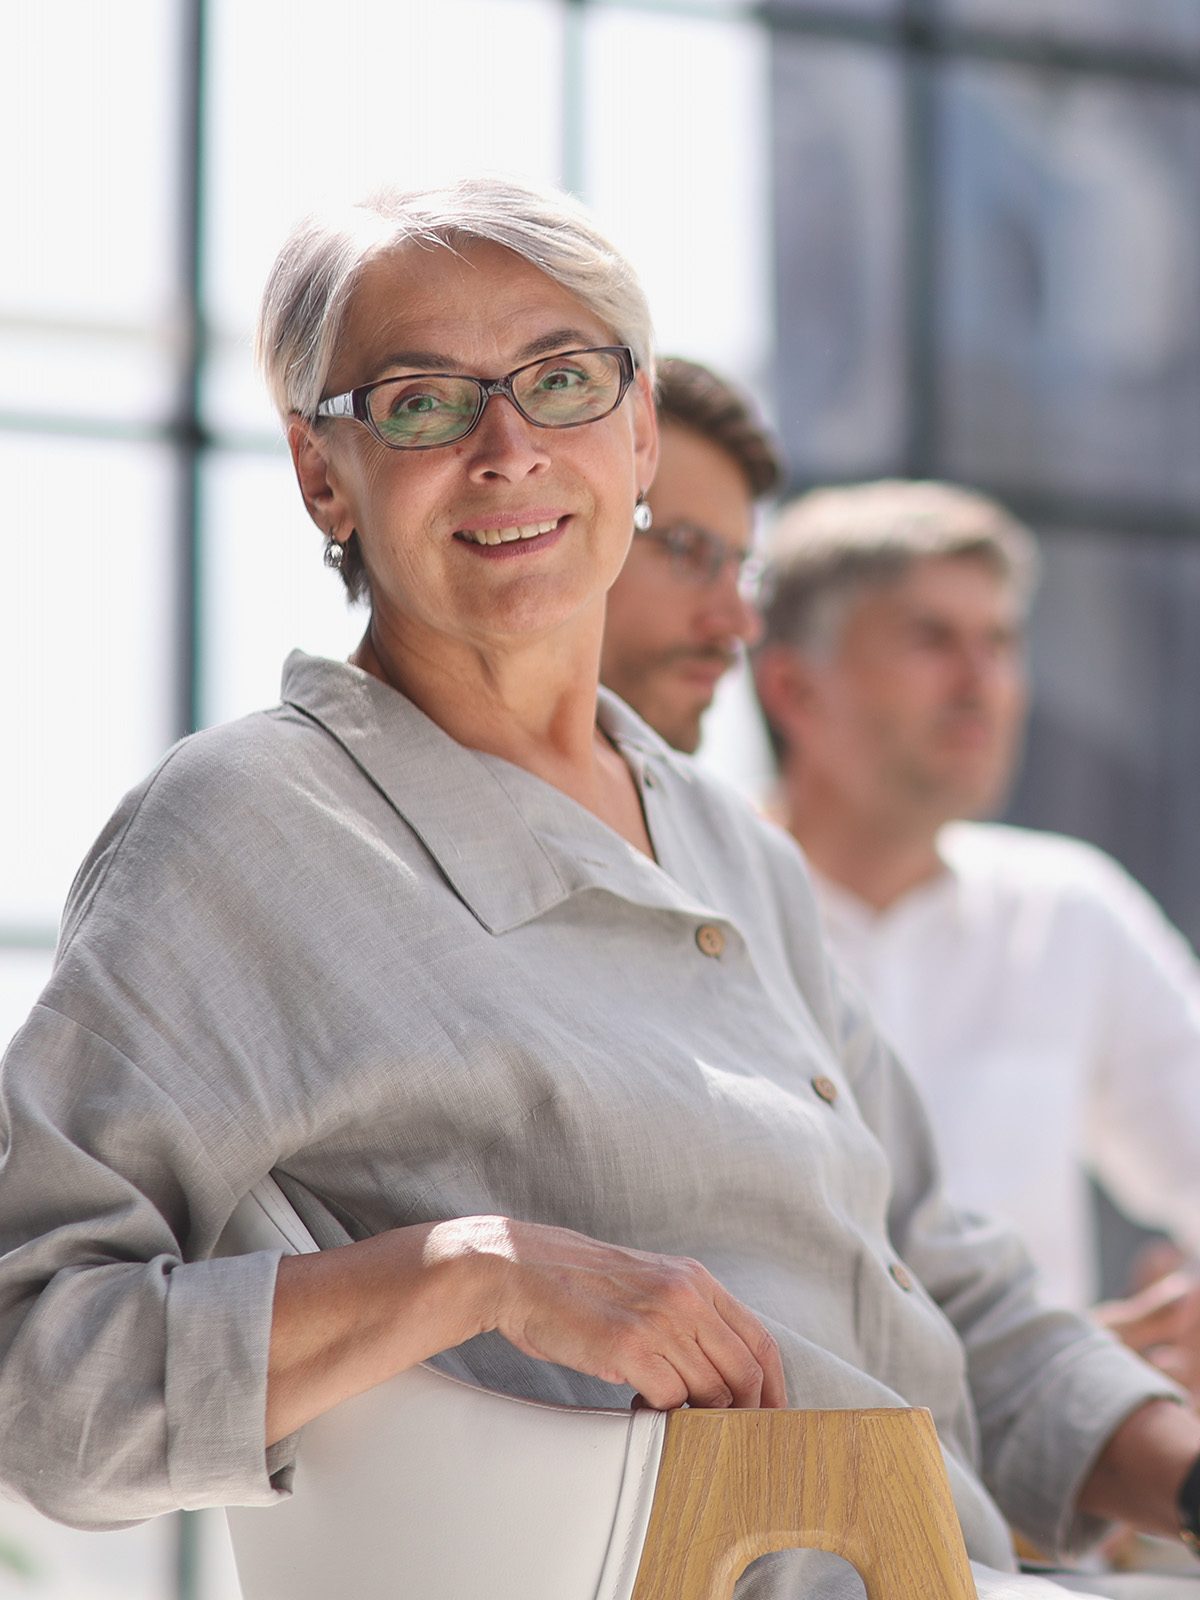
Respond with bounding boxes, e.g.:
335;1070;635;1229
367;348;627;448
658;524;756;591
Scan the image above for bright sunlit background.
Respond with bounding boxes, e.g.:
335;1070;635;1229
3;2;1200;1595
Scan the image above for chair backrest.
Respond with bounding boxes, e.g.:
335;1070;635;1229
219;1181;667;1600
218;1181;977;1600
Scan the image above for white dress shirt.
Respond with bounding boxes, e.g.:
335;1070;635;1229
814;822;1200;1309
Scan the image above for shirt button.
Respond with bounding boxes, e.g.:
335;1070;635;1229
695;924;725;959
890;1263;913;1292
811;1075;838;1105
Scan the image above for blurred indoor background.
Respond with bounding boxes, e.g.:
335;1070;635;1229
3;1;1200;1595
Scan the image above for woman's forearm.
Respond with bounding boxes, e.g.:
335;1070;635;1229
266;1216;505;1444
266;1214;786;1444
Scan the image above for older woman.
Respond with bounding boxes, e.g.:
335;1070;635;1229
0;180;1197;1599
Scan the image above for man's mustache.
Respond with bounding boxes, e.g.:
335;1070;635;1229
933;699;1002;731
661;645;740;670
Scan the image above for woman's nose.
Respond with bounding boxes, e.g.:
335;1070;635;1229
464;394;551;481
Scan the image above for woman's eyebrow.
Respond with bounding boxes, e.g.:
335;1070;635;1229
361;329;598;386
513;328;597;361
361;349;457;383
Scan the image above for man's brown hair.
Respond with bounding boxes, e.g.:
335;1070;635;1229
655;357;782;501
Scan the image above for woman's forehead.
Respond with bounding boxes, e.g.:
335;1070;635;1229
332;239;612;388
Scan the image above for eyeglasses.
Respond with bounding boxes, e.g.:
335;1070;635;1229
637;523;762;600
313;345;637;451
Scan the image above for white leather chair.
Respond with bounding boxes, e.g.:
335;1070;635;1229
220;1179;977;1600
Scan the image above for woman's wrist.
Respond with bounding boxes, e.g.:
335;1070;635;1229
420;1214;517;1346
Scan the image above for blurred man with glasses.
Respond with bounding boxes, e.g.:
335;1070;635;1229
600;356;780;753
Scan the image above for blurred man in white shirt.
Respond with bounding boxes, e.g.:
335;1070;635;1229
753;479;1200;1387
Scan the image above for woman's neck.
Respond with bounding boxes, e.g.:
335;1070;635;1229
349;610;653;858
351;615;599;771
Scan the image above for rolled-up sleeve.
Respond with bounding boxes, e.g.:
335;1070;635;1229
0;1004;288;1528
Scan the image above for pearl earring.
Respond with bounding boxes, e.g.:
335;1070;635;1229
633;496;653;533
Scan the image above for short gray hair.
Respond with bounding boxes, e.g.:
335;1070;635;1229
257;175;656;422
761;479;1041;658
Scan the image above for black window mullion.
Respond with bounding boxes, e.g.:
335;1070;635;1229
172;0;210;750
170;5;209;1598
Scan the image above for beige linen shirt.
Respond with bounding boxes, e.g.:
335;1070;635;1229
0;653;1174;1588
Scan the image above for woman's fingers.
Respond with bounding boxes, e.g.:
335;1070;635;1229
711;1284;787;1407
620;1258;775;1408
489;1222;784;1410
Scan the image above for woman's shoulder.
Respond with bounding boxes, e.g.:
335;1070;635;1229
101;701;336;846
153;700;333;800
58;702;353;949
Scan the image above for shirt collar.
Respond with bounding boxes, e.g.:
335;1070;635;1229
811;841;961;939
278;650;718;936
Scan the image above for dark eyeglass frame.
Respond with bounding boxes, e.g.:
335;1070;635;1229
313;345;638;450
637;522;762;598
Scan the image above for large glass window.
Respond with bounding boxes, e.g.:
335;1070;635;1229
771;37;907;478
770;4;1200;955
0;5;180;425
940;0;1200;50
4;437;176;930
932;62;1200;506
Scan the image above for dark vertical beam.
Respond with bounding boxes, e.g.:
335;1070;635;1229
172;0;208;747
899;0;939;477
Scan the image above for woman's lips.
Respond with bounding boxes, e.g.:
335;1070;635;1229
453;514;569;556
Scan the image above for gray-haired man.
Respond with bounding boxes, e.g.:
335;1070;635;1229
755;479;1200;1386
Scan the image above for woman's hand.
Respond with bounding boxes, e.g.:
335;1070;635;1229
472;1217;787;1411
268;1214;785;1446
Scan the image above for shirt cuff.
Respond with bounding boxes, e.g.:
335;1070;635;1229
165;1248;294;1509
987;1332;1185;1558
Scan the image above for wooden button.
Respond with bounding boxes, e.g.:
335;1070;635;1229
811;1075;838;1105
695;924;725;958
889;1263;913;1292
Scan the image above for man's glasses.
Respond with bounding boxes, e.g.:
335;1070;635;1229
637;523;762;600
314;346;637;451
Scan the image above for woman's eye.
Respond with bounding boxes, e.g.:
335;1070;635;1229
539;366;585;391
394;392;440;415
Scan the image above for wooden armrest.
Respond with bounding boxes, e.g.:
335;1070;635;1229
632;1405;976;1600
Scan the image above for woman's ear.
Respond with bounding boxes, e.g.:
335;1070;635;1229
287;417;350;533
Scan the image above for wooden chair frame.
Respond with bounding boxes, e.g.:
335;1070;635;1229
633;1404;976;1600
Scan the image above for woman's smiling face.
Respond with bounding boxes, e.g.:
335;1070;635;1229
289;239;657;667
